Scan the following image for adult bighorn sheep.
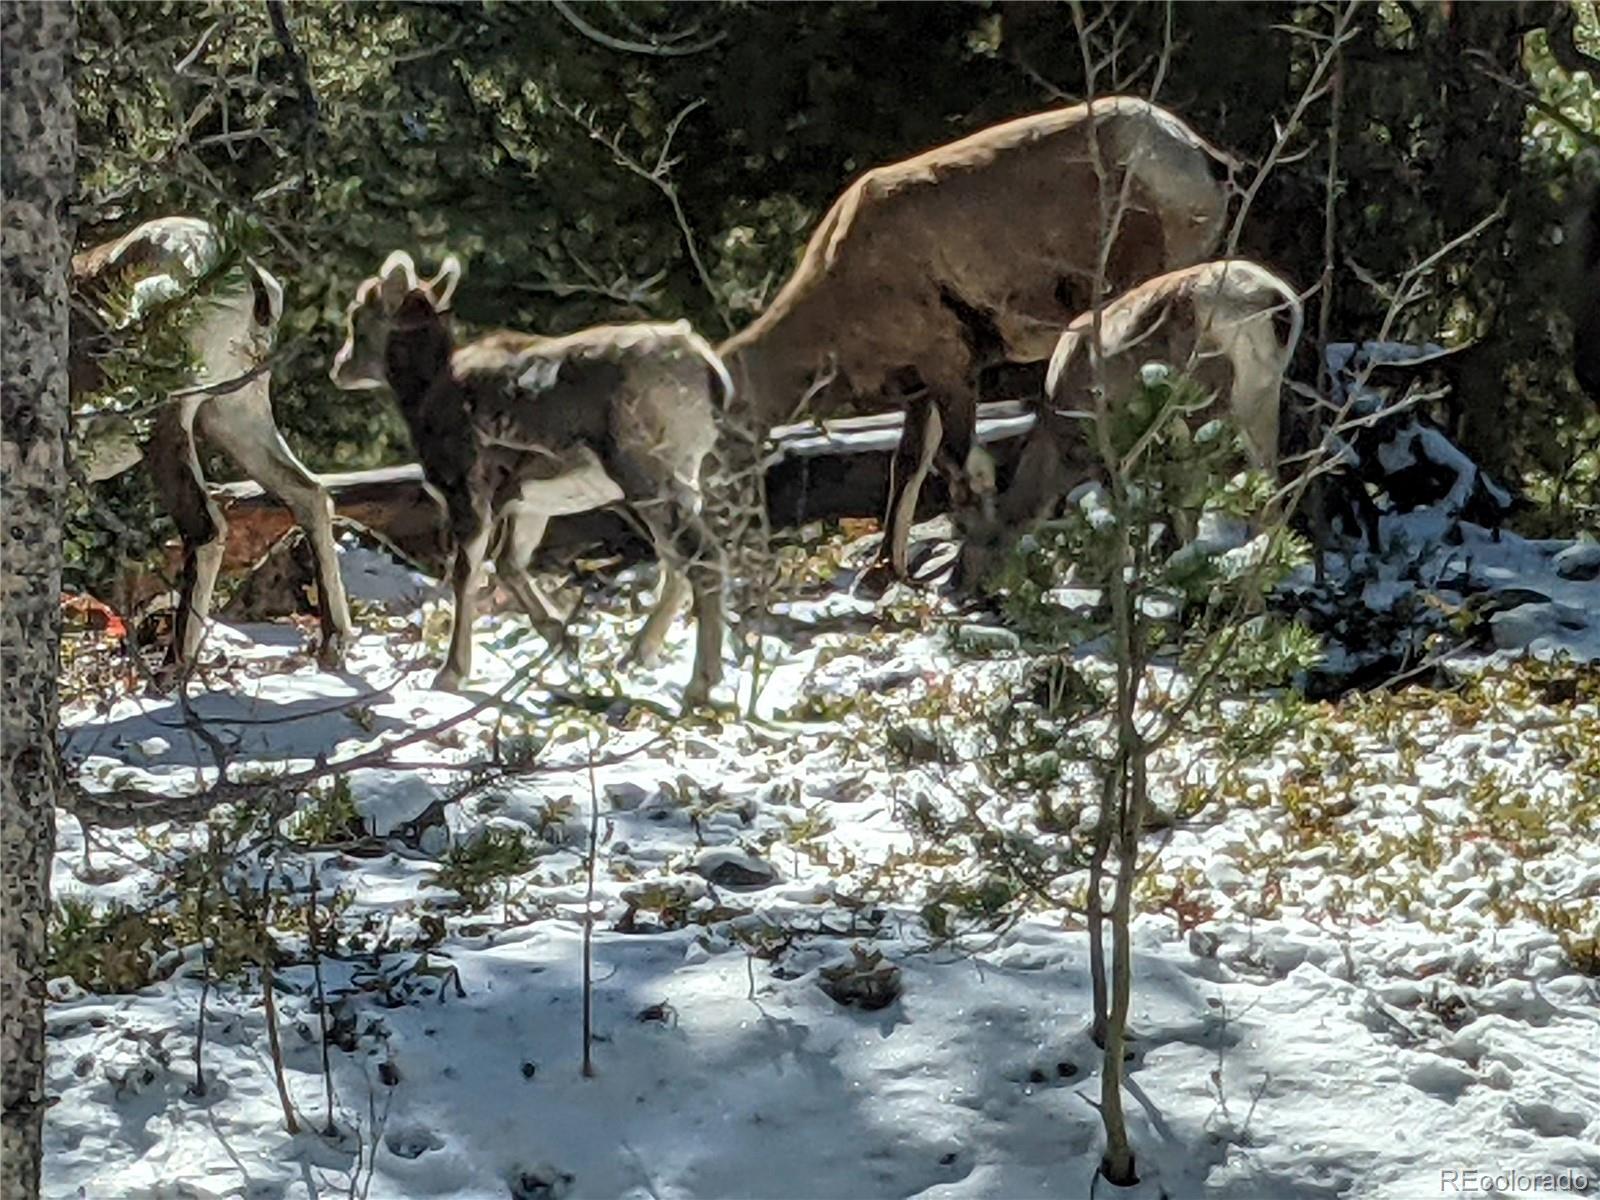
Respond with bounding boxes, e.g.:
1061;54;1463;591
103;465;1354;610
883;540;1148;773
70;216;352;669
717;96;1233;583
959;259;1304;578
330;252;727;708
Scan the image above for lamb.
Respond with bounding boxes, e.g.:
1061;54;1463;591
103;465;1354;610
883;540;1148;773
330;252;726;707
960;259;1304;577
70;215;352;668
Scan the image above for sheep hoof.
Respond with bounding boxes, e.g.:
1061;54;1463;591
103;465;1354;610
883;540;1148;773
317;633;347;671
622;636;665;671
854;561;900;600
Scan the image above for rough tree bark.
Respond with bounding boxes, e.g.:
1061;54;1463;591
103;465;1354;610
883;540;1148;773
1;3;76;1196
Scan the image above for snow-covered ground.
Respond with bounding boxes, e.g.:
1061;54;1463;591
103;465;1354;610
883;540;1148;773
46;514;1600;1200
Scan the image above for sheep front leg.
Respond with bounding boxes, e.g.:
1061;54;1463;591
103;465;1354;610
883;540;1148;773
435;522;491;692
877;395;943;582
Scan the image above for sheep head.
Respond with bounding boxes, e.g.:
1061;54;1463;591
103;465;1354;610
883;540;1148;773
330;250;462;391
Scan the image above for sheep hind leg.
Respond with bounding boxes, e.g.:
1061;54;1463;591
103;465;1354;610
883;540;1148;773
143;401;226;674
623;566;690;670
629;498;722;712
203;396;355;669
492;507;570;650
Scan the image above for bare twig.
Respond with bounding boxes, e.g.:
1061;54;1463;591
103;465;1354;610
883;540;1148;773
175;18;231;76
551;0;725;58
308;866;337;1136
190;859;211;1097
556;96;730;331
1225;1;1363;258
581;730;601;1078
262;955;300;1133
265;0;320;141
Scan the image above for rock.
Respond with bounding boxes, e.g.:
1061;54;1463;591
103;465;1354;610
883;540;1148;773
690;847;779;890
1511;1099;1588;1139
603;781;651;811
1489;601;1588;653
1405;1055;1475;1099
1203;859;1246;892
1552;541;1600;581
953;623;1021;654
348;769;444;838
817;946;902;1011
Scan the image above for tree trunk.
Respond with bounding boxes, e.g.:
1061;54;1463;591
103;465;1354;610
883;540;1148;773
1;3;76;1196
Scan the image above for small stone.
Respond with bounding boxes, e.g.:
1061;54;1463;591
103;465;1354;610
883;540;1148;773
690;847;779;890
953;624;1021;655
1552;541;1600;581
604;782;650;811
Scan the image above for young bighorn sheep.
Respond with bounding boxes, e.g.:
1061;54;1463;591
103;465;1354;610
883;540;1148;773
960;259;1304;578
717;96;1234;582
330;252;727;706
70;216;352;668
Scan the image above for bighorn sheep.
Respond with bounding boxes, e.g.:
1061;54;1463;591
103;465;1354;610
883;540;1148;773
960;259;1303;576
717;96;1233;582
70;216;352;668
330;252;726;707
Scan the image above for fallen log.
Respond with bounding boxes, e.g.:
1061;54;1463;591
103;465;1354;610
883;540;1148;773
209;402;1037;576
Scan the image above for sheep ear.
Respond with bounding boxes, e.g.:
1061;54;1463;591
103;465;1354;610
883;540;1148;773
427;255;462;308
377;251;418;312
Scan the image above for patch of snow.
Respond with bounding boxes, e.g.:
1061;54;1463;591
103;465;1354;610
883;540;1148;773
44;489;1600;1200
